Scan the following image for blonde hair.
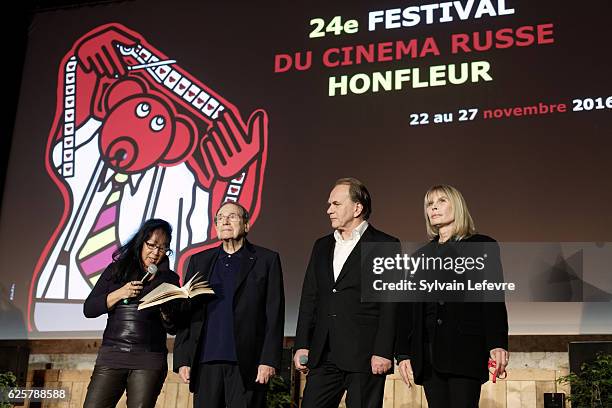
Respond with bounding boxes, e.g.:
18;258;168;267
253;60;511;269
424;184;476;240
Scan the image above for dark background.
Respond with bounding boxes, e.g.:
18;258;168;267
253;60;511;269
1;0;611;338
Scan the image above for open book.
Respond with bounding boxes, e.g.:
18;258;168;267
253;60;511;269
138;273;214;310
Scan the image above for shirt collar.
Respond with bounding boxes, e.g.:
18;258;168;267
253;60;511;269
334;220;369;243
220;245;244;259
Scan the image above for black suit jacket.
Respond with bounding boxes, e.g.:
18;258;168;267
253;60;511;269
395;234;509;384
295;225;400;373
173;240;284;392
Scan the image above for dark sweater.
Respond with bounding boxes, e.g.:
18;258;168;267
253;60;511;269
199;247;242;363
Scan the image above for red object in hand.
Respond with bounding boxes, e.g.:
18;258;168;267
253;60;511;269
488;358;507;383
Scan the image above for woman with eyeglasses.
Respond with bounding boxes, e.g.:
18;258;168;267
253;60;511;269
395;185;509;408
83;218;180;408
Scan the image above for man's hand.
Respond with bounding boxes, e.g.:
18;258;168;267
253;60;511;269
201;110;266;179
255;365;276;384
398;359;414;387
293;349;309;373
490;348;509;378
178;366;190;384
371;355;392;375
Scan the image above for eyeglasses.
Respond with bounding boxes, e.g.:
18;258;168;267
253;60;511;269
144;241;171;254
215;213;243;224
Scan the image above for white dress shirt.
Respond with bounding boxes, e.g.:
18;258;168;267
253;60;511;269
332;220;369;281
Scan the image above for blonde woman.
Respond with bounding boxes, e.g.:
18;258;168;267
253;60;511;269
395;185;509;408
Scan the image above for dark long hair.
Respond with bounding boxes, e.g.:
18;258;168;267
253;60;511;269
110;218;173;283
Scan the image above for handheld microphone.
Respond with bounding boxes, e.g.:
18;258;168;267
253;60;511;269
141;264;158;282
123;264;158;304
298;355;308;366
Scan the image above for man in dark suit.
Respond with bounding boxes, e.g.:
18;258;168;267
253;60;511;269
173;202;284;408
294;177;399;408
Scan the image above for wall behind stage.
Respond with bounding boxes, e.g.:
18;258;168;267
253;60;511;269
0;0;610;338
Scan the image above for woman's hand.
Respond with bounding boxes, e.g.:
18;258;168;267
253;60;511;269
490;348;509;378
398;359;415;388
106;281;143;308
121;281;143;299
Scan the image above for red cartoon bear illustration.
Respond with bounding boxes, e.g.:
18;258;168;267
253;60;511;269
29;23;268;332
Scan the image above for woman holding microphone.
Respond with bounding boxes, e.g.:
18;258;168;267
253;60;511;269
83;218;179;408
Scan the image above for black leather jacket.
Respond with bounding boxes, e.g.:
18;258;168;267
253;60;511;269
102;302;169;352
84;260;180;352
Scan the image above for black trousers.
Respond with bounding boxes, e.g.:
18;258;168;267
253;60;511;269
422;343;482;408
83;365;166;408
194;362;266;408
301;360;386;408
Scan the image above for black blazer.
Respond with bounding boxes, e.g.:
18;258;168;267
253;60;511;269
295;225;400;373
395;234;509;384
172;240;285;391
